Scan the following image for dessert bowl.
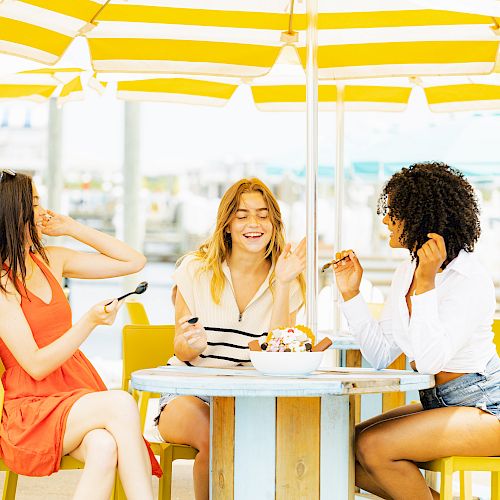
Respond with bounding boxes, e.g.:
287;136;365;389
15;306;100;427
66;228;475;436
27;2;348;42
249;351;324;376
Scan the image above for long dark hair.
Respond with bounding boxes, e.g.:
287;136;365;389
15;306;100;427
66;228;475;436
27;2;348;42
0;172;48;296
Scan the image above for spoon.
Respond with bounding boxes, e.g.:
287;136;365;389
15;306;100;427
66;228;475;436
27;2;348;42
321;254;350;272
106;281;148;306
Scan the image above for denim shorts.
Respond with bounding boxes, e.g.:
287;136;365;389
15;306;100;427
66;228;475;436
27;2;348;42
419;355;500;418
153;393;210;426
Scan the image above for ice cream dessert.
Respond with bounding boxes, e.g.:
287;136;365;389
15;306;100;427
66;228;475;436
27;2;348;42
261;325;315;352
248;325;332;353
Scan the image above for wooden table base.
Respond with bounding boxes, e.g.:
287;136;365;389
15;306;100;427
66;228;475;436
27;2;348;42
211;396;354;500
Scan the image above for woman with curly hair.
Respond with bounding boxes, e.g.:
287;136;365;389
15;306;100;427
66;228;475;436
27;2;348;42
156;178;306;500
333;163;499;499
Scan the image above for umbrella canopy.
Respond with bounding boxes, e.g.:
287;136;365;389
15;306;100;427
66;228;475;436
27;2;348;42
1;1;499;79
249;75;500;113
0;1;107;65
0;68;239;107
6;67;500;114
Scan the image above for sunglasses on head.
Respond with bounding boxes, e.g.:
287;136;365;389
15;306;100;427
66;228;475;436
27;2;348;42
0;169;16;182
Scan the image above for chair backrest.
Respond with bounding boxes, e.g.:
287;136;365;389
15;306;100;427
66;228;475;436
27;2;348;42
126;300;150;325
493;318;500;357
122;324;175;391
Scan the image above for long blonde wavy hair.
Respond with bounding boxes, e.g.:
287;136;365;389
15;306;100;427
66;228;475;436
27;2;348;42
188;178;306;305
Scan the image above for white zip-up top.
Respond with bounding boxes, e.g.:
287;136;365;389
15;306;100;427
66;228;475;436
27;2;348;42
341;250;497;375
168;254;304;367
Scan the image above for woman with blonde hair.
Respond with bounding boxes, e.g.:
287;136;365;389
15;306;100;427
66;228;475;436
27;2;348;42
156;177;306;499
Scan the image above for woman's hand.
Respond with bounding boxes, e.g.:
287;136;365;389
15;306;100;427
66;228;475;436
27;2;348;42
415;233;447;294
332;250;363;302
41;210;80;238
86;299;123;327
275;238;306;285
178;315;208;354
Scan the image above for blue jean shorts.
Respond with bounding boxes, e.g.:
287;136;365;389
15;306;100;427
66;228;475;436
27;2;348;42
419;355;500;418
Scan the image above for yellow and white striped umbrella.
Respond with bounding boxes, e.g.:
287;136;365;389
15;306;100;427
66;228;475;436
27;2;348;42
250;74;500;113
424;80;500;111
116;77;237;106
4;67;500;114
251;83;412;112
87;1;500;79
0;67;238;107
0;72;58;102
1;1;499;80
0;1;107;65
0;67;87;102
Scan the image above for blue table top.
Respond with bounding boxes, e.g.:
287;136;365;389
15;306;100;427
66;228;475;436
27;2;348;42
131;366;434;397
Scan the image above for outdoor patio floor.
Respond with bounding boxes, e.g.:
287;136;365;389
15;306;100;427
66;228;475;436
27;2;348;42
0;460;194;499
0;465;488;499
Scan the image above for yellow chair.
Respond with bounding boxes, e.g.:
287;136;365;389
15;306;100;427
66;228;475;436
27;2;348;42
126;300;150;325
418;318;500;500
122;324;198;500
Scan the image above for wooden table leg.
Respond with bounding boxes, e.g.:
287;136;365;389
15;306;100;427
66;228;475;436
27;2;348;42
211;397;235;500
276;397;321;500
346;350;362;424
212;395;355;500
211;396;276;500
320;395;355;500
234;397;276;499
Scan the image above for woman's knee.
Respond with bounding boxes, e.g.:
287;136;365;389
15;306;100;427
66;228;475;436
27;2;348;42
356;429;388;473
194;428;210;456
83;429;118;470
104;390;140;421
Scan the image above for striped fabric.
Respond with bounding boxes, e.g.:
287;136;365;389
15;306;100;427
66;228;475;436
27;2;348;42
250;74;500;113
0;68;95;104
0;0;107;65
167;254;303;368
85;1;499;78
5;66;500;114
424;80;500;112
0;71;58;102
116;77;237;106
251;82;412;112
2;2;498;80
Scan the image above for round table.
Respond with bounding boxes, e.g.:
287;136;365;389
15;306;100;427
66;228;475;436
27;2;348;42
132;365;434;500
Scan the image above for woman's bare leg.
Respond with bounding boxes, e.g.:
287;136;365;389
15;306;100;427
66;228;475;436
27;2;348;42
69;429;117;500
355;403;424;498
356;406;500;500
158;396;209;500
63;390;153;500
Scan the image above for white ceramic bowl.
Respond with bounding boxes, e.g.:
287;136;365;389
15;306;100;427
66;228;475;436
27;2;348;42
249;351;324;376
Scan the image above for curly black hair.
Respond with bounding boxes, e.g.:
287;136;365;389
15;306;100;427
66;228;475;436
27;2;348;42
377;162;480;267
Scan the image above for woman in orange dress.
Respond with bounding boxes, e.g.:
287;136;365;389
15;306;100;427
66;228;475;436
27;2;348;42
0;170;161;499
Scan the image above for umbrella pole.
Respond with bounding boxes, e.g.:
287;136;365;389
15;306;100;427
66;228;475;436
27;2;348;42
305;0;319;331
333;84;345;335
46;98;63;214
123;101;144;290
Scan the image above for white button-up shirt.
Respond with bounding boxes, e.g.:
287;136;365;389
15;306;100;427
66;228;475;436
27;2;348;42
341;250;497;374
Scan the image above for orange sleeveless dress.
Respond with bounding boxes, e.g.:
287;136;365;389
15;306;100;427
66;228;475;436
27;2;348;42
0;253;162;477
